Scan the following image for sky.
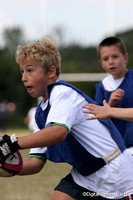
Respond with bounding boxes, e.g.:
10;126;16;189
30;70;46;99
0;0;133;47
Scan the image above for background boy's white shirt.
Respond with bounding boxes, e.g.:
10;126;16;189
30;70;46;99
102;74;124;91
30;84;133;198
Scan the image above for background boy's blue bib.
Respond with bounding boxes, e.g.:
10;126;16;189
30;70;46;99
95;69;133;147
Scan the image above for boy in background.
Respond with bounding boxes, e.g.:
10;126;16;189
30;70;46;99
24;104;37;132
83;100;133;155
95;36;133;150
0;36;133;199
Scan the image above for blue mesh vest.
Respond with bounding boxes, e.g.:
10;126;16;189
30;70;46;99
35;80;126;176
95;69;133;147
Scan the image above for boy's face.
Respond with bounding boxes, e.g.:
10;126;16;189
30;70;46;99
99;45;128;79
20;61;50;99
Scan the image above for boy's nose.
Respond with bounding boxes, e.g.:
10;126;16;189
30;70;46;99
22;72;27;82
108;58;114;64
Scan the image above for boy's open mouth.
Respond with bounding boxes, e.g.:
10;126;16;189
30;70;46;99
26;86;33;92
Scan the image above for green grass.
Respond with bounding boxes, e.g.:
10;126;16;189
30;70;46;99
0;129;71;200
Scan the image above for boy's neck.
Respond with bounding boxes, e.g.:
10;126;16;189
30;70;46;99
113;69;128;80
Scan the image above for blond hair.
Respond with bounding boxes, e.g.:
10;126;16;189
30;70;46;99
16;36;61;77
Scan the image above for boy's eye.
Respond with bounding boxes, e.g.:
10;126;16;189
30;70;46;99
28;69;33;72
20;70;23;74
102;57;108;61
113;55;118;58
28;69;32;72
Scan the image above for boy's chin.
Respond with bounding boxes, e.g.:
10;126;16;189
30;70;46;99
28;93;38;98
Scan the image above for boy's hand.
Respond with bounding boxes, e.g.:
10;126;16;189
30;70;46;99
108;89;125;107
82;100;111;120
0;134;21;164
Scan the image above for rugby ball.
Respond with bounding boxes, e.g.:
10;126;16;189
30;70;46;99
0;136;23;177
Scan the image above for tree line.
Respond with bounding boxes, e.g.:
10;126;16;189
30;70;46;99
0;27;133;127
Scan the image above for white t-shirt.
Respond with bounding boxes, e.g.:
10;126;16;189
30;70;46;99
30;84;133;199
102;74;124;91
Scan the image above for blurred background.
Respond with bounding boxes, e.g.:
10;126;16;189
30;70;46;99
0;0;133;129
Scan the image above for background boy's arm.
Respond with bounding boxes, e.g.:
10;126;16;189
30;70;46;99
83;100;133;121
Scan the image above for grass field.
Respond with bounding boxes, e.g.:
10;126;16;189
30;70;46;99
0;129;71;200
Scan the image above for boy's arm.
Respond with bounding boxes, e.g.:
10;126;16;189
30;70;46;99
0;125;68;164
18;157;45;175
82;100;133;121
18;125;68;149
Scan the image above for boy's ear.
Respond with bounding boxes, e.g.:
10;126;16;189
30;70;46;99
99;59;102;65
48;65;56;78
124;53;128;63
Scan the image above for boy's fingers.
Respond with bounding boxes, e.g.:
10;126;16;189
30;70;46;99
86;116;97;120
82;104;89;108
